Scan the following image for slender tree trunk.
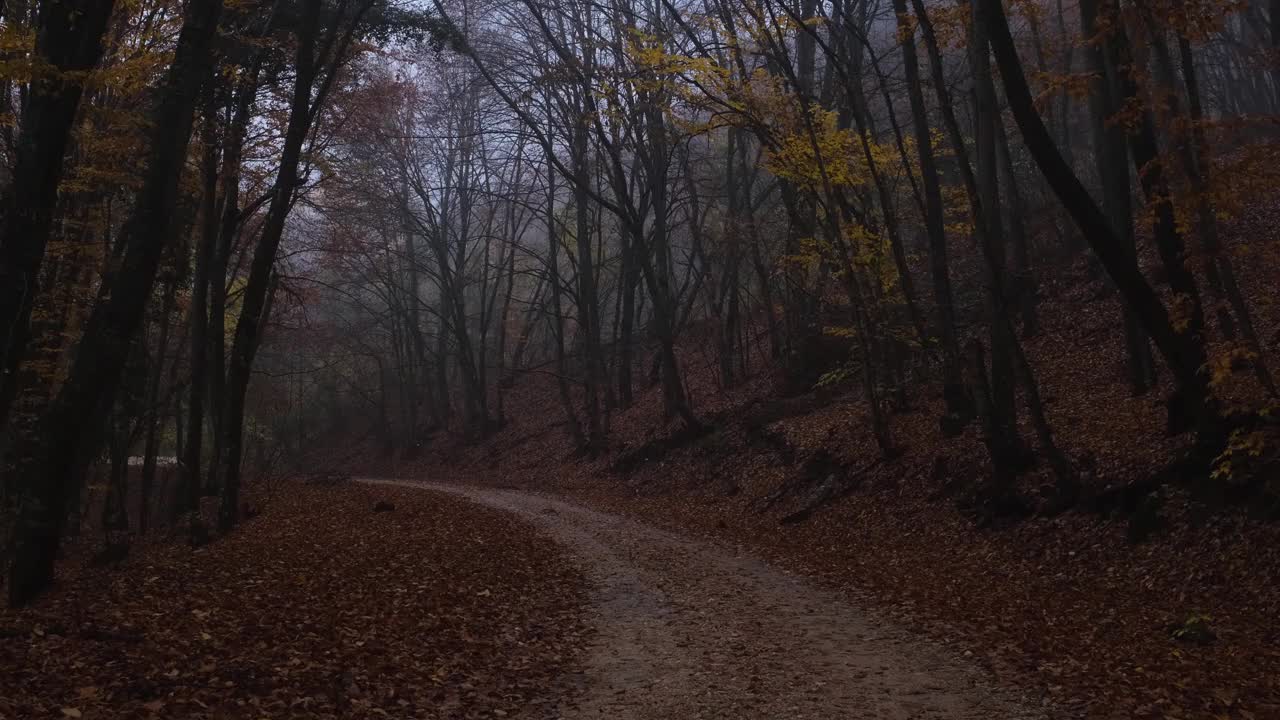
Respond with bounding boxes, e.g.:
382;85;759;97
1082;0;1156;394
401;212;423;442
994;110;1040;338
1107;20;1207;366
642;88;698;426
546;150;584;446
1271;0;1280;105
182;115;220;527
104;419;131;536
218;25;316;525
167;357;184;524
981;0;1218;440
219;271;277;525
616;238;640;407
508;272;547;378
892;0;970;426
220;0;373;530
571;117;604;447
496;229;517;423
972;0;1024;478
139;276;179;536
0;0;116;430
205;62;260;497
1172;34;1276;396
7;0;225;607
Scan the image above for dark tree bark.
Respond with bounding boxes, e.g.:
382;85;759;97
972;0;1024;480
139;273;180;536
220;0;378;529
1107;24;1209;392
890;0;967;425
495;219;517;423
640;68;698;427
220;0;324;532
205;62;261;497
1081;0;1156;395
571;118;605;448
616;234;640;407
892;0;969;423
993;111;1039;339
1166;32;1276;396
0;0;116;430
1272;0;1280;108
981;0;1218;439
506;271;547;378
545;148;585;446
104;416;132;537
7;0;225;608
400;201;423;439
182;111;221;526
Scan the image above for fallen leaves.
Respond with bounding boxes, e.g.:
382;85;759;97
0;483;587;719
284;221;1280;719
348;263;1280;718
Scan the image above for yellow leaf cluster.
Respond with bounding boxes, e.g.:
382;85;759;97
763;108;864;191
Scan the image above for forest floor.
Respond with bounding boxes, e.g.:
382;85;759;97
0;482;587;720
367;478;1046;719
382;393;1280;720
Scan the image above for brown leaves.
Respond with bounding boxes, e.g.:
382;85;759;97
0;483;587;719
375;270;1280;718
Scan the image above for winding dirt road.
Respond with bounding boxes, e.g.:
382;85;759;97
362;479;1048;720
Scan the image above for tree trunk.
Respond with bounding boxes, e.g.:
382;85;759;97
1082;0;1156;394
994;110;1040;339
981;0;1218;440
7;0;225;608
971;0;1024;477
139;275;179;536
1107;20;1207;376
1171;33;1276;396
571;118;605;448
545;149;585;446
616;237;640;407
104;419;131;536
205;62;260;498
220;0;371;531
641;79;698;427
0;0;116;429
182;114;220;527
892;0;970;426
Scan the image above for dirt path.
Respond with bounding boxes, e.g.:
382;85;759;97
362;479;1048;719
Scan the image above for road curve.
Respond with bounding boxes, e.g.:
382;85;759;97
360;479;1048;720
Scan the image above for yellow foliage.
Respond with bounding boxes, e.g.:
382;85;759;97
1207;346;1257;390
1211;426;1276;483
763;108;866;191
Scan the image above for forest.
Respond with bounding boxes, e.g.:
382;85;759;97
2;0;1279;717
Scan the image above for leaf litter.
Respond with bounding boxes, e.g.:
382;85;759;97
0;482;588;719
336;247;1280;720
